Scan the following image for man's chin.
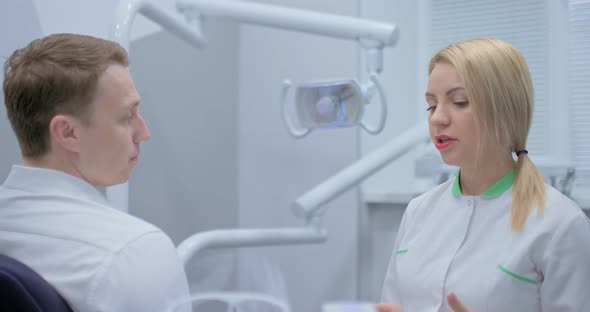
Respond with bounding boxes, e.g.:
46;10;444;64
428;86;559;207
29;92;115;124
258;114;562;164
97;176;130;188
107;180;129;187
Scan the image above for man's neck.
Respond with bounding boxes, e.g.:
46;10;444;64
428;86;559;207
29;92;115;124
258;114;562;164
22;154;83;181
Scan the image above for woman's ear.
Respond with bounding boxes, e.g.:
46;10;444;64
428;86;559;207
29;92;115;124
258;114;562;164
49;114;81;153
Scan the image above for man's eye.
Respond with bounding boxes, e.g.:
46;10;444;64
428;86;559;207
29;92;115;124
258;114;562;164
426;106;436;112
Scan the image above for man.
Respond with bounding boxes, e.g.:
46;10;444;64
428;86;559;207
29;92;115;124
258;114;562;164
0;33;190;311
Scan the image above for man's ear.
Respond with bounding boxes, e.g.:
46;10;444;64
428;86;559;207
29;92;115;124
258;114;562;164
49;114;81;153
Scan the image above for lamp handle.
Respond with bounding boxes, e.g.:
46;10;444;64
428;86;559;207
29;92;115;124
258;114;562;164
280;79;312;138
359;73;387;134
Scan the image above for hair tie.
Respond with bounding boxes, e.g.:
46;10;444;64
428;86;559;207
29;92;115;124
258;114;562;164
516;150;528;157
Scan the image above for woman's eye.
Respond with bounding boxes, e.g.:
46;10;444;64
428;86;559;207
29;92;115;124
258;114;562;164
454;101;468;106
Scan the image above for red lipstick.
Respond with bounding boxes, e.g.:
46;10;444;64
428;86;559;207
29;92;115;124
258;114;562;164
434;135;457;150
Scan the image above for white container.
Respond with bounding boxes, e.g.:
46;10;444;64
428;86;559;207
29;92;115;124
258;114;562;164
322;302;377;312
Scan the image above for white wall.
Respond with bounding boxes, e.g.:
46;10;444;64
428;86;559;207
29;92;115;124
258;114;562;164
127;21;240;295
357;0;424;301
360;0;430;200
32;0;168;42
237;0;361;311
0;1;41;178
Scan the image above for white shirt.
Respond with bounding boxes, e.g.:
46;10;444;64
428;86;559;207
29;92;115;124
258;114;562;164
0;165;190;312
381;170;590;311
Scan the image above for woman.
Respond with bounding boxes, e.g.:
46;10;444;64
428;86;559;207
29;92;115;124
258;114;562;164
377;38;590;311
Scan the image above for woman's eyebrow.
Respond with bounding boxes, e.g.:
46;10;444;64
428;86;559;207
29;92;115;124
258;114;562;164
425;87;465;98
446;87;465;96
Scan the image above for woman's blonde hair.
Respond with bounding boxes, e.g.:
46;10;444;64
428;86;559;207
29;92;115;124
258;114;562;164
429;38;546;232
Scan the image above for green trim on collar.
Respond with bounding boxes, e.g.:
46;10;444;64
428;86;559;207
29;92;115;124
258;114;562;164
452;169;514;197
452;170;462;196
482;170;515;196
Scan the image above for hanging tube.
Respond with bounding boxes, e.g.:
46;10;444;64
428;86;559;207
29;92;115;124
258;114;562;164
177;227;327;265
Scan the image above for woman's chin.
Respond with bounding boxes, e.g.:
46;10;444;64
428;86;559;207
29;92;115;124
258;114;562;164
440;156;460;168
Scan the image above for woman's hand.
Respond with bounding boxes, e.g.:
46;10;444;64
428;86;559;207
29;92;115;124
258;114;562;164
375;303;403;312
375;292;471;312
447;292;471;312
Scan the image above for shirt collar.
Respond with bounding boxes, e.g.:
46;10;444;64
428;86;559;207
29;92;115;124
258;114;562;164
2;165;109;206
452;169;514;197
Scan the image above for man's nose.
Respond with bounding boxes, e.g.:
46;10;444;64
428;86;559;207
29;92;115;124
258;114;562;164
134;113;151;142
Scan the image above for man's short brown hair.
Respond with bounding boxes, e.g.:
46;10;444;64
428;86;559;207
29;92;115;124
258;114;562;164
3;33;129;158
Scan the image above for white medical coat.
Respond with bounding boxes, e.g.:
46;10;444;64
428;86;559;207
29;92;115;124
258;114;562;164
0;165;190;312
381;170;590;311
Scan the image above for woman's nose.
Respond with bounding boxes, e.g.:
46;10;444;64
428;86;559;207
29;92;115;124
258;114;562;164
429;105;450;126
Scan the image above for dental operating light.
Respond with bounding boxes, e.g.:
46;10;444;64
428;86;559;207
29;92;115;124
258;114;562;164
176;0;396;137
281;73;388;138
113;0;398;139
177;0;395;137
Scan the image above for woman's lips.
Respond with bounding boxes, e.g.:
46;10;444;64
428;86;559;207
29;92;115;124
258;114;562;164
434;135;457;150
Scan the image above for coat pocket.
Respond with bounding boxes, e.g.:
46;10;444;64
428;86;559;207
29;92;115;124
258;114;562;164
486;264;540;311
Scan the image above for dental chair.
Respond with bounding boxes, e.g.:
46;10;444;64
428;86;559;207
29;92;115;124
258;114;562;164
0;255;72;312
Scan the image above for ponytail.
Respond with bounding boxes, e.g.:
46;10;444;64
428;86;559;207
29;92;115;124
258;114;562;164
511;153;546;232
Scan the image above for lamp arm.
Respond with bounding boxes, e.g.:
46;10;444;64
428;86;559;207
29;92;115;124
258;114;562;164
292;122;429;219
176;0;398;47
112;0;205;53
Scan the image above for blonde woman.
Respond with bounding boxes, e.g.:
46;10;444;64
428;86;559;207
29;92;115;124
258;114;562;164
377;38;590;311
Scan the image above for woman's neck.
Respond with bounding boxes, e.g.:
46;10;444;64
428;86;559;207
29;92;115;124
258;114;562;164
459;156;515;196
